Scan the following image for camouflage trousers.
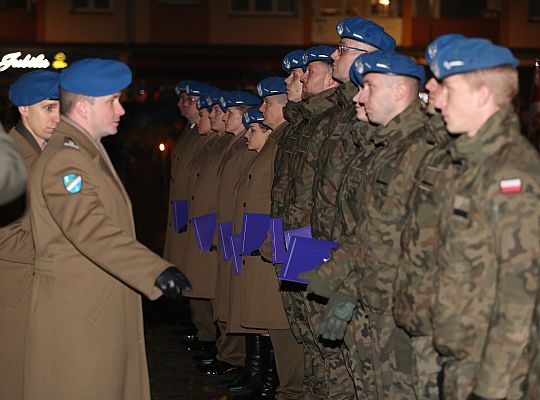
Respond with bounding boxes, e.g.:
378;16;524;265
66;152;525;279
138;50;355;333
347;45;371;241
368;313;416;399
410;336;441;400
342;307;376;400
281;289;356;399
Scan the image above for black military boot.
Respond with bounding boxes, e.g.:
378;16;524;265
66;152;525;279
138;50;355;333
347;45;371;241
227;334;264;395
234;336;278;400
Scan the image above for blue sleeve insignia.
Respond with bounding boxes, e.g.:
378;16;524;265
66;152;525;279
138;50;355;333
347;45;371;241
62;173;83;194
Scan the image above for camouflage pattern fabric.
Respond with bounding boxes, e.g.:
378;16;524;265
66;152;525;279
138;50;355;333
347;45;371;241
433;105;540;400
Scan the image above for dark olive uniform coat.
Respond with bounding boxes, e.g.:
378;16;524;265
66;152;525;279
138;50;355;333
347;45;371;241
25;117;170;400
0;122;40;400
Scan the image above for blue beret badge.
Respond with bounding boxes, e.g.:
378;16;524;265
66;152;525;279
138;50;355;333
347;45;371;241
63;173;83;194
257;84;263;97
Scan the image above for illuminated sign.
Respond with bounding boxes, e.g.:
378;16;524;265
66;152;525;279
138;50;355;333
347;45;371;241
0;51;68;72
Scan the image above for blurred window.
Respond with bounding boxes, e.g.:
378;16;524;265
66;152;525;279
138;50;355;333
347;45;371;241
230;0;297;15
71;0;112;12
0;0;31;10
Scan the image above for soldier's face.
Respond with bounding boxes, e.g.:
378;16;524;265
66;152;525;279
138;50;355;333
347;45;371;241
259;94;285;129
87;92;125;139
284;68;303;102
196;108;212;135
225;107;245;134
177;93;189;116
352;87;368;121
301;61;332;100
209;104;226;133
425;77;442;115
331;39;374;83
358;73;396;126
245;123;270;152
435;74;481;136
19;99;60;148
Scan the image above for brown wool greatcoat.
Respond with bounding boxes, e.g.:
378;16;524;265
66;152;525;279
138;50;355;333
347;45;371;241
183;132;233;298
25;117;170;400
163;123;201;268
231;123;289;330
0;122;41;400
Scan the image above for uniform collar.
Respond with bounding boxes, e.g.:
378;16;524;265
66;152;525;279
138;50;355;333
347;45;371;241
424;114;450;146
371;99;426;146
335;80;357;106
301;85;340;119
15;120;42;155
449;105;517;165
283;100;304;124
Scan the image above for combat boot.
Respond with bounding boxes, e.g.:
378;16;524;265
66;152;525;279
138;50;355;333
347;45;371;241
227;334;264;395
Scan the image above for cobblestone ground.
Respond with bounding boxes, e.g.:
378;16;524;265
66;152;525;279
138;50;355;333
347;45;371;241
144;298;233;400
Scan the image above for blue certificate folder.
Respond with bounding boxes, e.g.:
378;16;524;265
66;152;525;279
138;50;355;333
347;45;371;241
241;213;270;255
192;212;217;252
270;218;287;264
284;226;312;250
218;221;233;261
172;199;189;232
229;234;243;275
279;237;339;284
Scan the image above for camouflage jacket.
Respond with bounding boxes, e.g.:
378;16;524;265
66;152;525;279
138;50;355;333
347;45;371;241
271;101;305;218
310;81;372;240
393;115;454;336
432;105;540;399
282;85;341;230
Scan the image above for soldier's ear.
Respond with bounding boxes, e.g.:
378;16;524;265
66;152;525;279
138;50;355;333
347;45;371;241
18;105;29;118
476;85;492;108
73;97;89;120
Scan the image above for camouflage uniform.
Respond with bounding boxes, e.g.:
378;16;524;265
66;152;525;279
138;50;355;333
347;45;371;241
393;114;451;400
432;105;540;400
530;294;540;400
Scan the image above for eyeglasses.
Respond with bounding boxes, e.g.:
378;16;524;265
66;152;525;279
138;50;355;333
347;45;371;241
337;44;369;56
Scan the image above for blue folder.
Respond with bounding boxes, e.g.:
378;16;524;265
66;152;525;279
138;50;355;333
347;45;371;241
218;221;233;261
270;218;287;264
172;199;189;233
279;237;339;284
241;213;270;255
192;212;217;252
284;226;312;250
229;234;243;275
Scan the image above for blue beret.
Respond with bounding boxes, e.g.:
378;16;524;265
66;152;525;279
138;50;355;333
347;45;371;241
204;90;222;108
197;95;213;110
9;70;60;106
430;37;519;80
60;58;132;96
220;90;261;110
352;50;426;87
185;81;216;96
242;109;265;129
349;54;366;87
282;49;305;74
257;77;287;97
175;80;191;95
424;34;465;66
336;18;396;50
303;45;335;66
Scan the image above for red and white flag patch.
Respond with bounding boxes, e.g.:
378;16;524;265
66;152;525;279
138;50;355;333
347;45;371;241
499;178;522;194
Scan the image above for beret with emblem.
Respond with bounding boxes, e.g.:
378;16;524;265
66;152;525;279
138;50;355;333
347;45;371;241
429;36;519;81
220;90;261;110
282;49;305;74
257;77;287;98
242;108;265;129
349;54;367;87
424;34;465;66
9;70;60;106
336;17;396;51
175;80;192;95
185;81;216;96
351;50;426;87
303;45;335;67
205;90;222;108
60;58;132;96
197;93;214;110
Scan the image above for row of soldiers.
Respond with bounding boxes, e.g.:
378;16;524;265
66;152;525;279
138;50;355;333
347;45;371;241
167;16;540;400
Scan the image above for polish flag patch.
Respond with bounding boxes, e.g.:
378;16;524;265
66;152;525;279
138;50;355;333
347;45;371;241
499;178;522;194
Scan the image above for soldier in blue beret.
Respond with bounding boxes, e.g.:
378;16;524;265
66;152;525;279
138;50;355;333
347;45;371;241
206;91;227;135
222;91;261;135
25;58;192;400
257;77;288;131
283;49;305;103
195;89;215;136
301;45;339;100
0;69;60;400
425;37;540;400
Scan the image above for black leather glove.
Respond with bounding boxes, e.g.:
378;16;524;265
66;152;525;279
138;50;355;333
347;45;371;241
467;393;506;400
155;266;192;299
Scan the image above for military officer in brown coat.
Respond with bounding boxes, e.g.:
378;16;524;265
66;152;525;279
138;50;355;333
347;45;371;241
25;58;191;400
0;70;60;400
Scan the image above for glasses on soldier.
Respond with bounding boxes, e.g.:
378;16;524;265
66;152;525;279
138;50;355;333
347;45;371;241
337;44;368;55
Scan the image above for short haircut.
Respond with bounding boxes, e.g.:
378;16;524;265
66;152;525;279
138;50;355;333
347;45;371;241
60;89;94;115
385;74;420;103
461;65;518;106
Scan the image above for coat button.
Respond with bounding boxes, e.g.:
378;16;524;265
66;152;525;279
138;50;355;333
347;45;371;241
243;202;246;207
197;173;200;177
248;174;252;179
242;260;245;265
192;196;194;200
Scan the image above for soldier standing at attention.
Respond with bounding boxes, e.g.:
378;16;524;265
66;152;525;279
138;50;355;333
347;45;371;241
0;70;60;400
25;58;192;400
429;37;540;400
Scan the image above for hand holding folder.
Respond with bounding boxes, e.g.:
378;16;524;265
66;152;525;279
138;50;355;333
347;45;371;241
284;226;312;250
192;212;217;252
279;237;339;284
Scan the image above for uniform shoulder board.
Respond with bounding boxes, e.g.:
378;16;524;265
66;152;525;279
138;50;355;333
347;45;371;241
63;136;80;150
